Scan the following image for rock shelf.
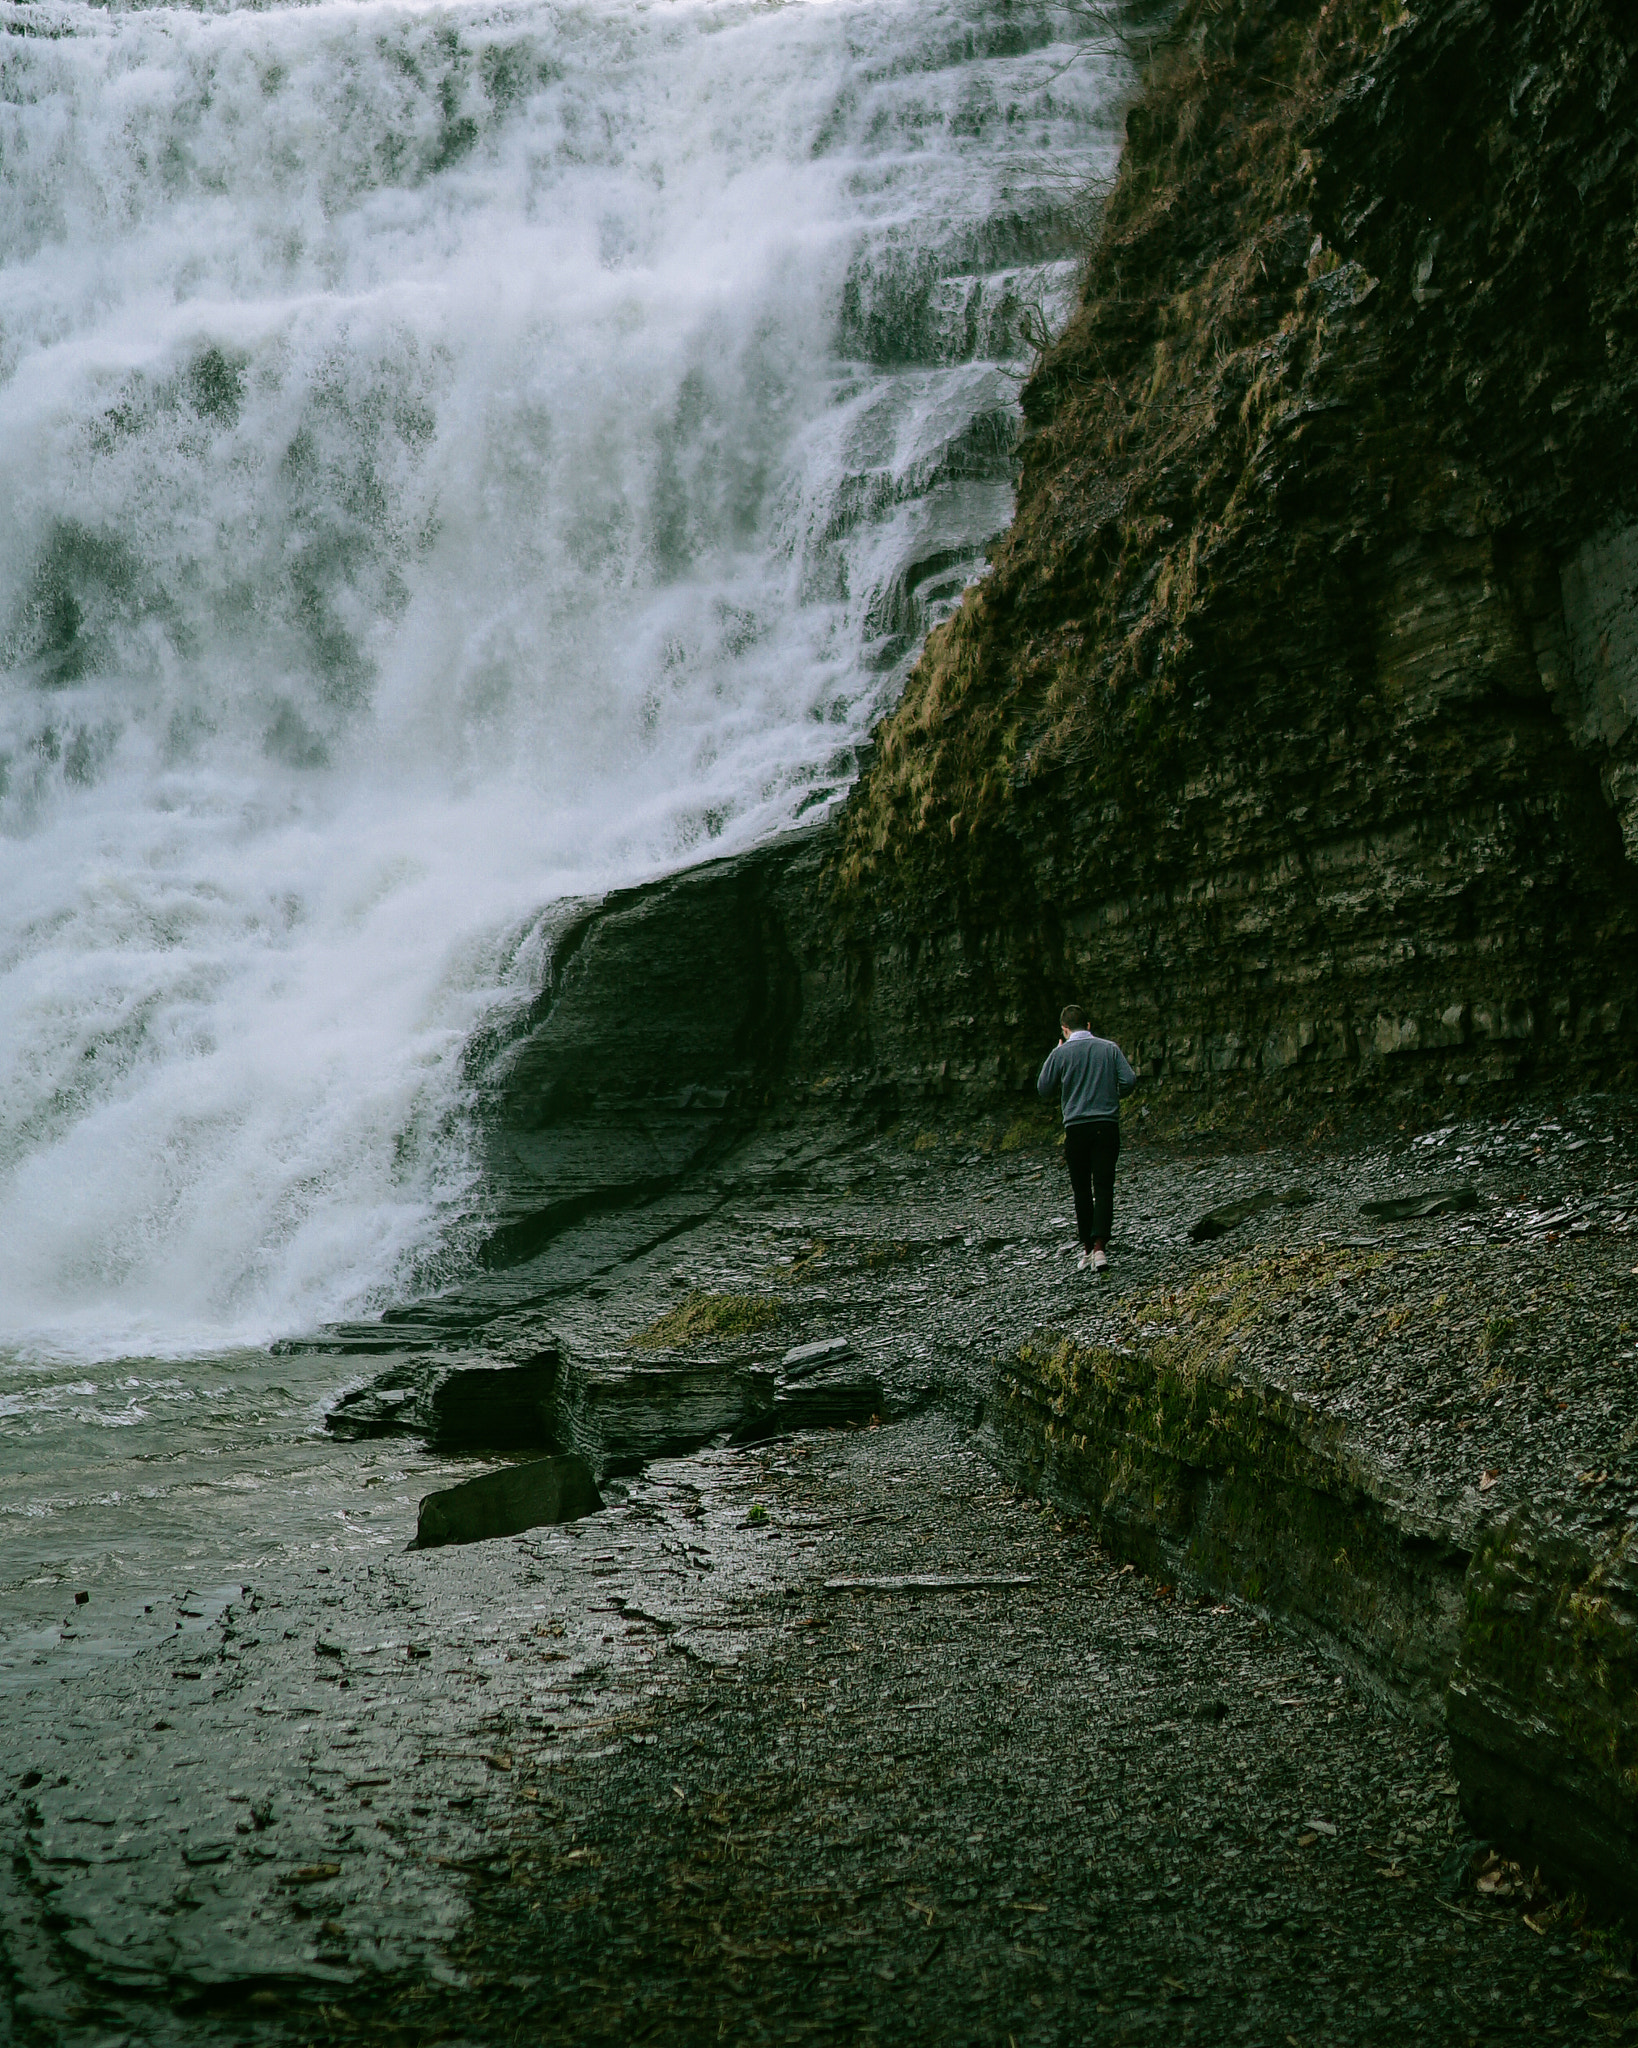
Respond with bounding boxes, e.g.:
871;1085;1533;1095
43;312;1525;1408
311;1093;1637;1918
7;1104;1637;2041
324;1345;889;1478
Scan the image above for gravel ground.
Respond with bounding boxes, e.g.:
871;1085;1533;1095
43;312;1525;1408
498;1096;1638;1530
9;1099;1637;2041
1086;1234;1638;1534
321;1417;1634;2046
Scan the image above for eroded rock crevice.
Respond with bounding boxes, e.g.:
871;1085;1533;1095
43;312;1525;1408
1555;521;1638;864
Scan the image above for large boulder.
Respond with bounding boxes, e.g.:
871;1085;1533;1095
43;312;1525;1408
414;1454;603;1548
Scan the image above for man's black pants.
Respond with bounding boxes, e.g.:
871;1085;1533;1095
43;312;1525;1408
1064;1118;1120;1249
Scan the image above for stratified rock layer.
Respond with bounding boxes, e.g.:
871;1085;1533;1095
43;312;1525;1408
471;854;803;1267
986;1332;1470;1720
982;1267;1638;1918
1449;1504;1638;1918
415;1455;604;1548
326;1345;887;1480
821;0;1638;1115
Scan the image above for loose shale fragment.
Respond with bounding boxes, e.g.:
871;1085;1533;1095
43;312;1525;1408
414;1454;603;1548
1358;1188;1479;1222
1188;1187;1314;1243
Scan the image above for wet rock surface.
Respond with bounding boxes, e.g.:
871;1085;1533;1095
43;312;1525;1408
326;1343;888;1477
1;1439;813;2038
320;1420;1628;2046
467;848;802;1270
414;1457;603;1549
325;1351;564;1448
6;1100;1637;2039
1188;1186;1315;1241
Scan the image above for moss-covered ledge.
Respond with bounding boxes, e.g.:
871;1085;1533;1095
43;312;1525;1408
985;1248;1638;1914
984;1247;1472;1718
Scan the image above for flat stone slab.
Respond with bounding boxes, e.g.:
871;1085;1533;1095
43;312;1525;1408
1359;1186;1479;1220
822;1573;1035;1594
1189;1186;1314;1241
555;1358;775;1472
414;1455;603;1548
781;1335;853;1375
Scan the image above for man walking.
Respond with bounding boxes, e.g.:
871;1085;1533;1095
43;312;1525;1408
1037;1005;1137;1272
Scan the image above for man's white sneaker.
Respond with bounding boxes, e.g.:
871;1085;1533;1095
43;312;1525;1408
1076;1248;1092;1271
1092;1247;1109;1272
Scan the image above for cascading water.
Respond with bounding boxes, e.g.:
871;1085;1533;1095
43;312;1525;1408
0;0;1125;1352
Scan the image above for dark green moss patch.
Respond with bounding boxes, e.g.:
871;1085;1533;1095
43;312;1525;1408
627;1292;781;1351
991;1245;1469;1713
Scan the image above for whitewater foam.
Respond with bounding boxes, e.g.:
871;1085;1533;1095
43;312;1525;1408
0;0;1126;1354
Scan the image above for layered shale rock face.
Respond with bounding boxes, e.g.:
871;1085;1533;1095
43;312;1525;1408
477;0;1638;1201
470;852;807;1264
818;0;1638;1114
991;1330;1638;1916
1449;1503;1638;1918
325;1342;887;1482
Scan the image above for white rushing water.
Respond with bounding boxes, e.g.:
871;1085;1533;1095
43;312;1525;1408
0;0;1127;1359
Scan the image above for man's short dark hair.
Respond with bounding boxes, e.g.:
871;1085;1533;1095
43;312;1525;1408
1060;1004;1088;1032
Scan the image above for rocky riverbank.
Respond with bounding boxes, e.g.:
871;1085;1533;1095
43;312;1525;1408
10;0;1638;2035
7;1102;1637;2039
323;1414;1628;2047
447;1090;1638;1900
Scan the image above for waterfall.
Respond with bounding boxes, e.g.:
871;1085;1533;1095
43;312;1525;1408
0;0;1126;1355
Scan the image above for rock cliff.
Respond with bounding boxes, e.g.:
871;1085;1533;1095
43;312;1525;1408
476;0;1638;1209
814;0;1638;1117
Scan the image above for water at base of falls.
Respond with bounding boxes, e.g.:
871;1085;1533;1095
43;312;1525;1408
0;0;1127;1359
0;0;1127;1662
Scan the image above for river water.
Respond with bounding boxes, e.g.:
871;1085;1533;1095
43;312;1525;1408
0;0;1128;1682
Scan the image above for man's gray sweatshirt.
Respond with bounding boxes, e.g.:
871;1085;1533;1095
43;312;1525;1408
1036;1031;1137;1124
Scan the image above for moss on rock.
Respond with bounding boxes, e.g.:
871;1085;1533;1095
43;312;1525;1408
991;1239;1638;1912
990;1244;1469;1714
628;1292;781;1351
